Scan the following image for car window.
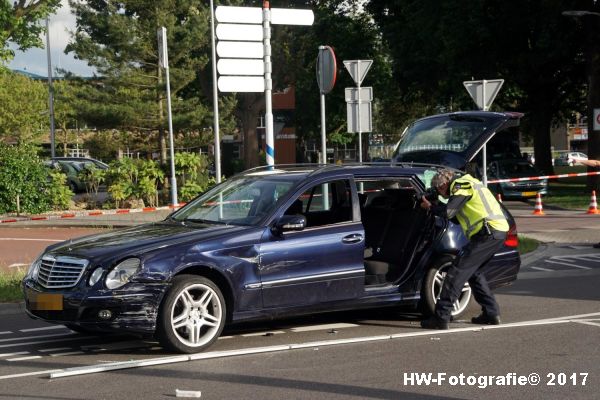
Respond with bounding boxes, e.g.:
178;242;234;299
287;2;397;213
395;117;489;155
287;179;353;227
172;175;301;226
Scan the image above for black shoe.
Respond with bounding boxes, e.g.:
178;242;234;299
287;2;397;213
420;316;449;330
471;313;501;325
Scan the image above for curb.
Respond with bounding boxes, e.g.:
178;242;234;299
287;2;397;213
0;302;25;316
520;243;549;268
0;204;183;225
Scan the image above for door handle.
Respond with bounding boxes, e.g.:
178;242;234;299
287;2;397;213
342;234;364;244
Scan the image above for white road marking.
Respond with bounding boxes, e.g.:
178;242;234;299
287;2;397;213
290;323;360;332
8;263;28;268
20;325;67;333
544;259;591;270
50;351;85;357
530;266;553;272
6;355;42;362
218;336;233;340
0;238;63;242
241;331;285;337
0;331;11;335
0;369;62;380
0;335;83;349
574;321;600;328
0;351;29;358
39;347;73;353
0;332;76;344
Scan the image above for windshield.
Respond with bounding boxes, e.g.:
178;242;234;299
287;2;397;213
395;116;491;155
171;174;302;226
495;161;537;177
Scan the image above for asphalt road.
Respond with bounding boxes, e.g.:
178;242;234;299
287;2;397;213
0;246;598;399
0;202;598;399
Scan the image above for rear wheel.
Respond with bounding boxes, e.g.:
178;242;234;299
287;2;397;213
422;258;472;319
156;275;226;353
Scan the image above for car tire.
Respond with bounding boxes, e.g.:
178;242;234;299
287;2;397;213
156;275;226;353
421;258;472;319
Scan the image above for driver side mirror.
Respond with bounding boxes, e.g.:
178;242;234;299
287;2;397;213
272;215;306;235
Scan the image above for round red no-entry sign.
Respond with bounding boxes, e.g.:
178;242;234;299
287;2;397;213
316;46;337;95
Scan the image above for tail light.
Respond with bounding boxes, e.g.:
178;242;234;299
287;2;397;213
504;225;518;247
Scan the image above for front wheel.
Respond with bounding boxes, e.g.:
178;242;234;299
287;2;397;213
156;275;226;353
421;258;472;319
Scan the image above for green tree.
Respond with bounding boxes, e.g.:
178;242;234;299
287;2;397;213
66;0;221;164
0;69;48;142
0;0;61;63
368;0;588;174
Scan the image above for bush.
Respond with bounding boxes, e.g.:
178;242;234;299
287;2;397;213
175;152;216;202
0;143;51;214
104;158;164;208
46;170;75;210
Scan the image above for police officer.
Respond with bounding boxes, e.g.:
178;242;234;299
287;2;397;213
420;168;509;329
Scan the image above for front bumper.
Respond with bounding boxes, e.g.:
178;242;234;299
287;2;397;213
22;279;168;335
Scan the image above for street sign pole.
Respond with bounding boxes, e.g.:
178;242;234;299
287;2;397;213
263;1;275;167
356;63;363;163
209;0;221;183
158;27;178;206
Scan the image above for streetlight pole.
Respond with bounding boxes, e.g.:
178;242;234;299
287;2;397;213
563;9;600;191
45;17;56;158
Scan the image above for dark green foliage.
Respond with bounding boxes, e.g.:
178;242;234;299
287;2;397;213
0;143;50;214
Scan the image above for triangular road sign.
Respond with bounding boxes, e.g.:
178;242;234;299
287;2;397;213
344;60;373;86
463;79;504;111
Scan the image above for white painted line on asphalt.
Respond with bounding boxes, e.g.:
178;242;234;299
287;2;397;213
48;312;600;380
6;355;42;362
0;351;29;358
218;336;233;340
39;347;73;353
8;263;28;268
573;321;600;328
50;351;85;357
530;266;553;272
290;323;360;332
545;259;591;270
0;238;63;242
0;332;76;343
0;335;85;349
0;369;62;380
241;331;285;337
0;331;11;335
20;325;67;333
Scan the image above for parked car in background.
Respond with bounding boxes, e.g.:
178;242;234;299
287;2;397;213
554;151;587;167
487;159;548;200
24;111;521;354
51;157;109;171
44;160;86;193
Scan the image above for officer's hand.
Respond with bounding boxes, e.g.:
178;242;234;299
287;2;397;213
420;196;432;210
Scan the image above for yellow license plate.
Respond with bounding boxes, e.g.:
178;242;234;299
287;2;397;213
521;191;537;197
29;291;63;311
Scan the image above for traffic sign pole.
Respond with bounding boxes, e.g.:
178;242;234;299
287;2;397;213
210;0;221;184
263;2;275;167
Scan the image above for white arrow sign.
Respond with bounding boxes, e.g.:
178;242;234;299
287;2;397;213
463;79;504;111
218;76;265;92
344;60;372;86
216;6;314;25
216;24;263;41
216;41;264;59
217;59;264;76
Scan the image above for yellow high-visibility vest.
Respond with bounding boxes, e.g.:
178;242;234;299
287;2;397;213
450;174;509;238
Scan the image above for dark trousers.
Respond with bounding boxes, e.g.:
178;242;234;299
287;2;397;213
435;230;507;322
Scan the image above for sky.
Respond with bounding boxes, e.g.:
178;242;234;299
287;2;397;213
8;0;95;77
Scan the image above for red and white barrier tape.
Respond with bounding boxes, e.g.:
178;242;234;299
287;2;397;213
0;204;185;224
488;170;600;184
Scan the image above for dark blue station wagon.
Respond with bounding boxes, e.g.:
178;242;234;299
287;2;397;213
22;163;520;353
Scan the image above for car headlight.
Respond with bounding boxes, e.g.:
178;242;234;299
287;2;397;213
88;267;104;287
105;258;140;289
26;257;42;280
